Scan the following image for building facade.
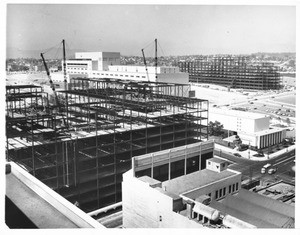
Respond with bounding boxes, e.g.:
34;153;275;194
65;51;189;87
209;108;286;149
178;56;281;90
123;154;294;228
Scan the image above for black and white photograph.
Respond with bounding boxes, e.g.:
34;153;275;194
2;0;298;230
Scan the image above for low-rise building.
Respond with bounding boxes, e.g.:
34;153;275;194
65;51;190;90
210;108;286;149
123;154;295;228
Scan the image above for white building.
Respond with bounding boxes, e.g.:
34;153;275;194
209;108;286;149
67;52;120;73
65;51;189;85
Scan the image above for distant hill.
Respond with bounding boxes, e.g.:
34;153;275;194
251;52;296;58
6;47;83;59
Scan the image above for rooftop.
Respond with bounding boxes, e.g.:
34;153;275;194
210;189;294;228
207;157;228;164
210;108;267;120
162;168;238;196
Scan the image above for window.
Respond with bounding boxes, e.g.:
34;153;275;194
208;193;211;198
236;182;239;191
229;185;231;193
208;161;211;165
223;187;226;196
219;189;222;197
233;184;235;192
222;163;225;167
215;190;218;199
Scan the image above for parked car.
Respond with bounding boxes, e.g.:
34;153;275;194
233;153;242;157
268;167;278;175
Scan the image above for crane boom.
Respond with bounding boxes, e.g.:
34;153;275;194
40;53;56;97
40;52;68;127
141;49;150;82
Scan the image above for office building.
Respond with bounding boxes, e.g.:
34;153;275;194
65;51;189;88
178;56;281;90
210;108;286;149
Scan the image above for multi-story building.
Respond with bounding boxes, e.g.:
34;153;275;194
66;52;121;75
5;78;208;213
65;51;189;86
178;56;281;90
209;108;286;149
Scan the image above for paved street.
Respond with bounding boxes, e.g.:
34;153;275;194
214;147;295;184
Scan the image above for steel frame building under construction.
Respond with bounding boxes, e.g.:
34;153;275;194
178;56;281;90
6;78;209;213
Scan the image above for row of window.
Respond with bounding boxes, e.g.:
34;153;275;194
213;182;239;200
68;67;87;70
229;182;239;194
67;63;88;66
90;73;146;79
102;58;117;61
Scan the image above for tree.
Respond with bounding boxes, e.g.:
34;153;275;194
233;135;242;148
208;121;224;136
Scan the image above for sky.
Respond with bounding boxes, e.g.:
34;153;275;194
6;3;296;56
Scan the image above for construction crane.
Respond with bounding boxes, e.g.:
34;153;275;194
141;49;150;82
40;52;68;128
62;39;68;90
141;38;158;82
41;40;71;187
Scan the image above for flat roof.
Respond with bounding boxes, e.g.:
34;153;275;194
162;169;237;196
210;108;267;120
6;84;41;89
207;157;228;164
139;175;161;186
210;189;294;228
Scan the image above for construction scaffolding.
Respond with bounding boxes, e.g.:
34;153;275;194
6;78;209;213
178;56;281;90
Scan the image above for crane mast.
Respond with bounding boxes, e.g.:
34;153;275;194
62;39;67;90
155;38;157;78
142;39;159;82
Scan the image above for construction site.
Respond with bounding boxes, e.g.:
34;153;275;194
5;77;209;213
178;56;281;90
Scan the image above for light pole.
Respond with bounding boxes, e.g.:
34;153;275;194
248;142;250;159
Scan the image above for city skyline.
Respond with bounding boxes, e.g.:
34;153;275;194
6;4;296;57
